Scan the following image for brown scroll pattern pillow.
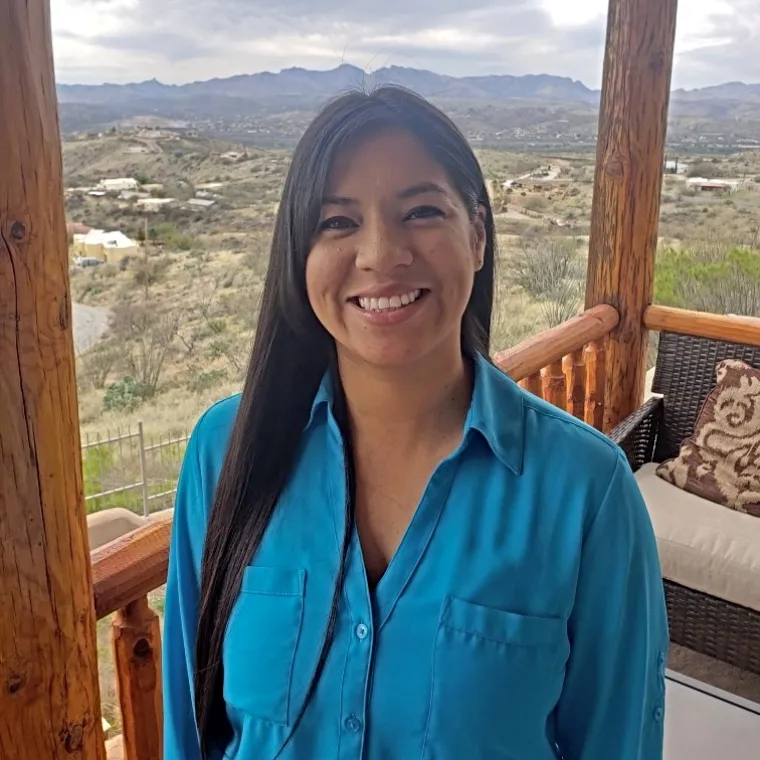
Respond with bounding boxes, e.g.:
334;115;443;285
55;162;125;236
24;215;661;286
656;359;760;517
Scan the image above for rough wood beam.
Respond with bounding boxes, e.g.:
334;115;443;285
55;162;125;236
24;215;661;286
0;0;106;757
585;0;679;431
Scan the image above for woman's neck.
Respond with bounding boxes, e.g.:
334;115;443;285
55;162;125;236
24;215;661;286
337;344;473;452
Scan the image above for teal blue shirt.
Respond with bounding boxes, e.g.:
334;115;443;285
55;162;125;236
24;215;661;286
163;353;668;760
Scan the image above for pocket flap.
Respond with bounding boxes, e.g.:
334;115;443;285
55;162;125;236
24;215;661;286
241;566;305;597
442;596;565;647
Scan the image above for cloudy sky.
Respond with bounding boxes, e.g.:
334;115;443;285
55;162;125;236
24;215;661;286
52;0;759;90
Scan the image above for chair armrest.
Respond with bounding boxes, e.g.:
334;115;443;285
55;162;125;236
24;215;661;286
609;396;663;472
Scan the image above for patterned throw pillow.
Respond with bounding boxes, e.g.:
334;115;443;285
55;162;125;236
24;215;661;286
656;359;760;517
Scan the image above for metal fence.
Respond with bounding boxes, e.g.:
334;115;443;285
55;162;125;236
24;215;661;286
81;422;190;516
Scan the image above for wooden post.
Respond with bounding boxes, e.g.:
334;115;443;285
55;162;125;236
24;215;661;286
112;597;163;760
562;351;586;420
518;373;543;398
585;0;678;431
583;340;607;431
540;361;567;410
0;1;105;758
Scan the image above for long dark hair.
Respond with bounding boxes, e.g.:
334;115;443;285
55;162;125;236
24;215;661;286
194;86;497;756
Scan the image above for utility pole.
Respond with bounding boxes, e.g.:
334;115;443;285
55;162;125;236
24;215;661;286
144;215;150;303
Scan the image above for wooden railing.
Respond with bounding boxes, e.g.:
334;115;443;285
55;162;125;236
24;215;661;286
91;517;172;760
91;305;621;759
645;305;760;347
494;304;620;430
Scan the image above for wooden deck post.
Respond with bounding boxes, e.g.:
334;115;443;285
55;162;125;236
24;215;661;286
112;597;164;760
0;1;105;758
585;0;679;431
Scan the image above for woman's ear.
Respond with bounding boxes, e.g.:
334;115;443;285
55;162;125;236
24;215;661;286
471;205;487;272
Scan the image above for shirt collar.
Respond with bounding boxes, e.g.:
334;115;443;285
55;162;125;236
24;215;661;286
305;369;335;431
305;352;525;475
464;352;524;474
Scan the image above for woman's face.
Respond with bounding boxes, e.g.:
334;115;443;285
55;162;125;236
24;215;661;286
305;128;486;370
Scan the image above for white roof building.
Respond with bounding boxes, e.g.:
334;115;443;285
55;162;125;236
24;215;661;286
98;178;140;192
136;197;175;209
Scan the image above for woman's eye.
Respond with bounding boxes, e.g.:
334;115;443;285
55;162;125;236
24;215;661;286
405;205;445;221
319;216;357;231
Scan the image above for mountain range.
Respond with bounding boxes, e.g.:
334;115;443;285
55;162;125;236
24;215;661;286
58;63;760;107
57;64;760;145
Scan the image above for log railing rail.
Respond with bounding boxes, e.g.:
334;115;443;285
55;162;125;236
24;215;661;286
91;517;172;760
494;304;620;429
92;517;173;620
644;305;760;347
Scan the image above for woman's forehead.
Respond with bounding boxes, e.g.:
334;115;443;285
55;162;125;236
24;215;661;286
325;128;451;197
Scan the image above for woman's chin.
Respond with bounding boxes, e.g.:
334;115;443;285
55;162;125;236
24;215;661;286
342;343;430;371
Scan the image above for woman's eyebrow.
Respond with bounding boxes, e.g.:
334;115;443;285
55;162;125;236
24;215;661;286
322;181;449;206
397;181;449;199
322;194;357;206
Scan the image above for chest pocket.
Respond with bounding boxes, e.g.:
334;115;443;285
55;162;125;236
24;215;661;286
222;566;305;726
422;596;568;759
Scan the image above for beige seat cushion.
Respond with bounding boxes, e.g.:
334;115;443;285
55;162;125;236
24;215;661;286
635;463;760;613
87;508;147;550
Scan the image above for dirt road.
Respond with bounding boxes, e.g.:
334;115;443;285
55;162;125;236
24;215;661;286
73;303;111;355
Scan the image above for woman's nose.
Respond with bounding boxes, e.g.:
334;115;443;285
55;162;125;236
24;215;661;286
354;217;413;271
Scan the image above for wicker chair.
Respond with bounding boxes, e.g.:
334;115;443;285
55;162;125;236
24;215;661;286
610;329;760;675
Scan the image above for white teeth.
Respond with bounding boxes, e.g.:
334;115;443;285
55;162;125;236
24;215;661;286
357;289;422;313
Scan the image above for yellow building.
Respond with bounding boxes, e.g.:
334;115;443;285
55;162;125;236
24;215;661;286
72;229;139;262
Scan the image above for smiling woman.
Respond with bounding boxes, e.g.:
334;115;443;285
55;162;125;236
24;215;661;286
307;129;485;368
162;86;668;760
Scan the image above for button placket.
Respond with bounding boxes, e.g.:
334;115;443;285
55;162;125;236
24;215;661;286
337;540;374;758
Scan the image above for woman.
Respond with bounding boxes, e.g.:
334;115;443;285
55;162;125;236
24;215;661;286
163;86;668;760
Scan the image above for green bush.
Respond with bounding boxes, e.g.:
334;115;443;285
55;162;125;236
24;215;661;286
654;244;760;316
187;368;228;395
148;222;194;251
103;377;151;412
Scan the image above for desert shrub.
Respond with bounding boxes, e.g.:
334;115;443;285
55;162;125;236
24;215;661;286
110;303;181;394
187;367;228;395
102;377;151;412
510;238;586;327
80;342;120;390
523;195;549;212
655;243;760;317
687;162;723;179
148;221;193;251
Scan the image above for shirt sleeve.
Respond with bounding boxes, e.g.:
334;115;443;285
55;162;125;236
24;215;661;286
555;449;669;760
163;427;207;760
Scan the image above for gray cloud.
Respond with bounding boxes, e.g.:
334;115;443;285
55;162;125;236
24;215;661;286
53;0;757;89
676;3;760;88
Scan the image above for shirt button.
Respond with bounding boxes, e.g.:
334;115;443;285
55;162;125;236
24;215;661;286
344;714;362;733
653;706;664;722
658;653;666;669
355;622;369;640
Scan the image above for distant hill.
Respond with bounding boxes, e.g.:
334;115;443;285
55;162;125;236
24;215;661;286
674;82;760;104
56;64;760;149
58;63;598;107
